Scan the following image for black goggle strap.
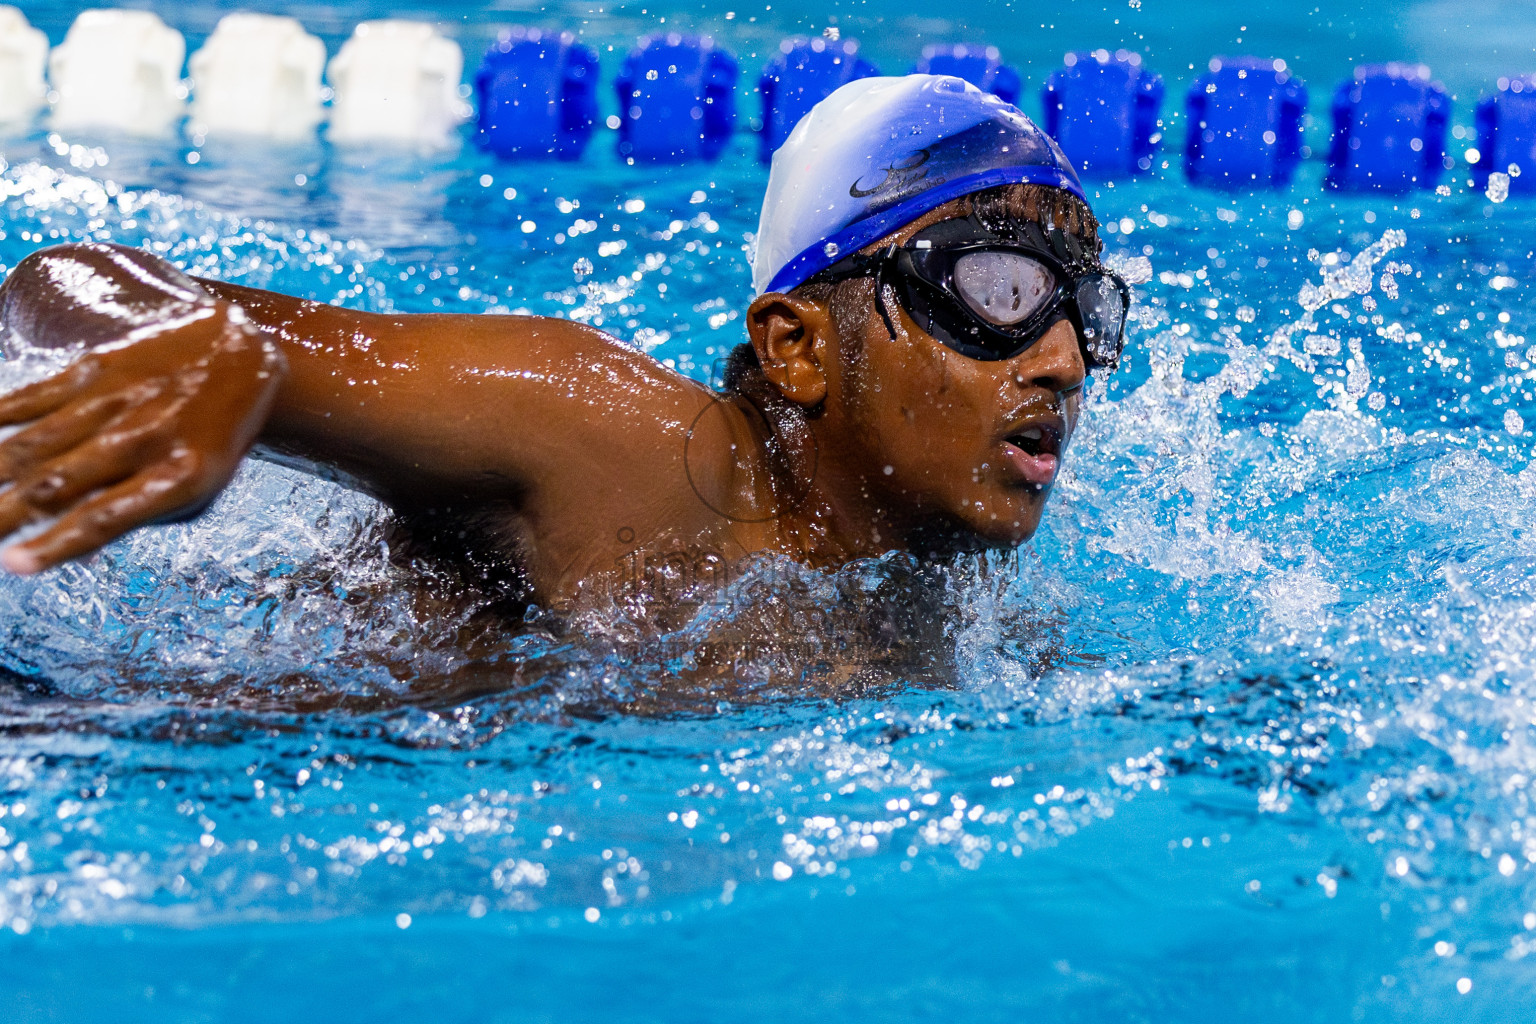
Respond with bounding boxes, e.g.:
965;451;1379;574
861;246;902;342
816;246;901;341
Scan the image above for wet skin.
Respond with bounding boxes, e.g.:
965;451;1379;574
0;197;1086;606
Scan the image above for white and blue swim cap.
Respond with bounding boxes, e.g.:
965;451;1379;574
752;74;1087;295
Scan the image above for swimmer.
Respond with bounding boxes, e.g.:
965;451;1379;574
0;76;1127;610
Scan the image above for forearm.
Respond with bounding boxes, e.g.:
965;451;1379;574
197;278;534;504
197;278;701;509
0;244;488;505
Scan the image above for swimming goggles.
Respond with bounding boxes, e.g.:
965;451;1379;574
811;225;1130;371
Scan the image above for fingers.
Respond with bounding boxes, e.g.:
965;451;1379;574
0;393;177;533
1;454;204;574
0;361;92;428
0;428;151;539
0;391;127;482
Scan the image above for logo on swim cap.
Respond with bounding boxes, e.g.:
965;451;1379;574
849;148;934;200
753;75;1086;296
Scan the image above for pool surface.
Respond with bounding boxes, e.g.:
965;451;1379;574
4;1;1536;1020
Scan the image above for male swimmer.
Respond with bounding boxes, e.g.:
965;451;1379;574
0;76;1128;608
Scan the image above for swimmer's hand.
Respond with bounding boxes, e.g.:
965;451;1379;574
0;303;285;574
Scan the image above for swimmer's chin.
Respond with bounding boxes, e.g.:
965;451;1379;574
973;489;1054;547
907;504;1046;558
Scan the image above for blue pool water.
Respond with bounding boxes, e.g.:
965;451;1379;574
5;0;1536;1019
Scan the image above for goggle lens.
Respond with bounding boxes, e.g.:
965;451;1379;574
1076;274;1127;370
951;251;1056;327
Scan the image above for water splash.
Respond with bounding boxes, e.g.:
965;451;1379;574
1;141;1536;1017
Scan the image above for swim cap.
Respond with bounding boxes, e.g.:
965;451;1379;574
752;74;1087;295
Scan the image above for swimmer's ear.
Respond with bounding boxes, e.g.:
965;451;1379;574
746;293;831;408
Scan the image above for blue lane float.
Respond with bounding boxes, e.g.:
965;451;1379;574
1326;63;1449;192
912;43;1021;106
614;33;738;162
1475;75;1536;193
758;36;878;163
22;5;1536;202
1042;49;1163;178
474;27;598;160
1184;56;1307;189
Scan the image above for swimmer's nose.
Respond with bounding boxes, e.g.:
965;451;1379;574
1016;318;1087;395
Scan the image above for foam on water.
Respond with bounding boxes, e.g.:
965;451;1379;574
1;139;1536;1018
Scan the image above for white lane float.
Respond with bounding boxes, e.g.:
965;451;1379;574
188;13;326;139
326;20;468;147
49;8;186;135
0;6;46;124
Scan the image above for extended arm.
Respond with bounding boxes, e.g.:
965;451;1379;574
0;242;713;574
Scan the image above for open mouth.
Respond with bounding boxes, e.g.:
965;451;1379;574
1005;422;1063;459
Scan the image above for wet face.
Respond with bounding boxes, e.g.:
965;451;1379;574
818;201;1089;548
